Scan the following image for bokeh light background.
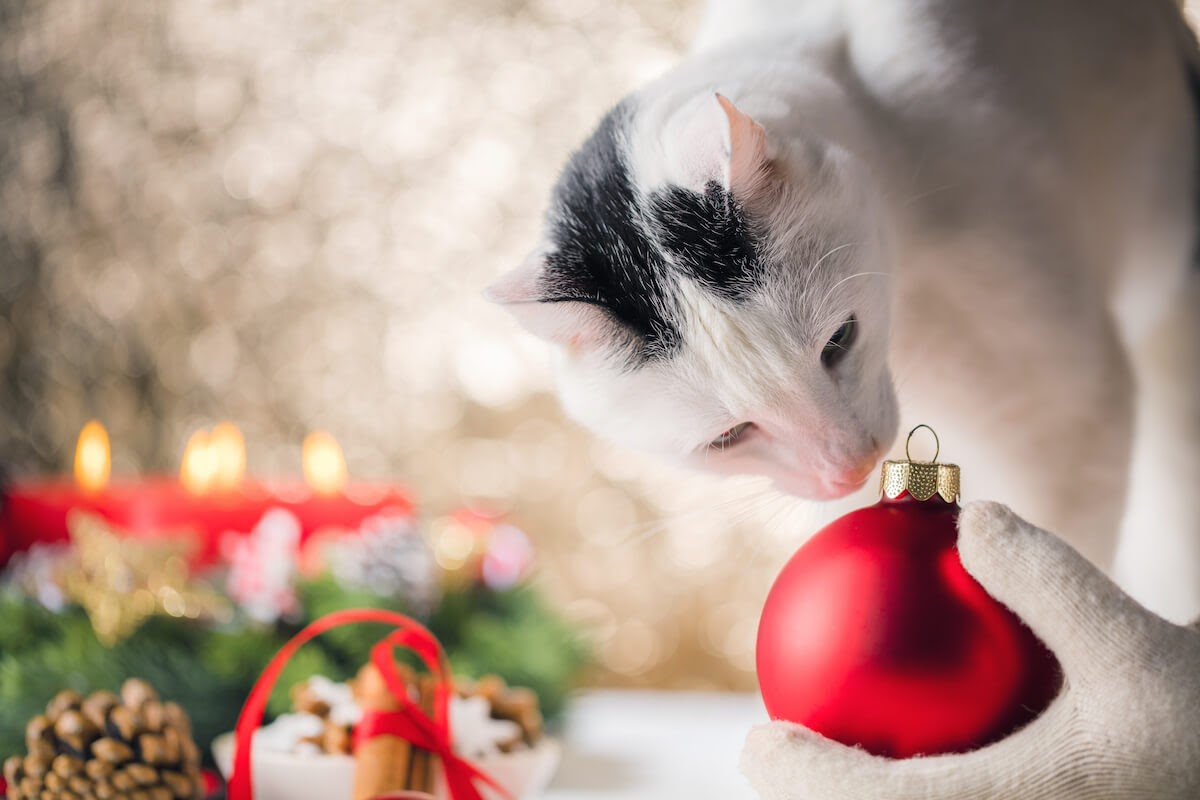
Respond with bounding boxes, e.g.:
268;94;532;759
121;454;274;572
2;0;882;691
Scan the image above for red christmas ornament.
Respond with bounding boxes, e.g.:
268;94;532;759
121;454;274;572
756;426;1062;758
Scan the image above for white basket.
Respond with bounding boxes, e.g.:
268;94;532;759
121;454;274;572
212;732;560;800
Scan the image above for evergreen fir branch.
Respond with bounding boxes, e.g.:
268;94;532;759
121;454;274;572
0;572;591;763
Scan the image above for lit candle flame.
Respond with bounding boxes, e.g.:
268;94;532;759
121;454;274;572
302;431;347;496
210;421;246;491
181;423;247;494
74;420;111;493
181;430;217;495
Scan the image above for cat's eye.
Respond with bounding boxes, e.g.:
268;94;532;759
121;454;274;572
821;316;858;369
709;422;753;450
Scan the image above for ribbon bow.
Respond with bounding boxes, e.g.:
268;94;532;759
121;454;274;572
228;608;512;800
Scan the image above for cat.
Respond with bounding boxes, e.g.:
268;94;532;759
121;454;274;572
487;0;1200;624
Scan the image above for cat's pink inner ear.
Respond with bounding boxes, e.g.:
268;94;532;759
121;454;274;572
483;255;544;304
503;299;612;353
715;94;768;197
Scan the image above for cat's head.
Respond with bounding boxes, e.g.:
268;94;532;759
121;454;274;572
488;92;898;499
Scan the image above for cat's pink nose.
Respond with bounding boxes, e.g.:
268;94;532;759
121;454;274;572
832;461;877;490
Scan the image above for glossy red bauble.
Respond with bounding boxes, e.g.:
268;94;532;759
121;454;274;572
756;493;1062;758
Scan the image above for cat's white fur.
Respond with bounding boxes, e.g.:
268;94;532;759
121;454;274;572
495;0;1200;622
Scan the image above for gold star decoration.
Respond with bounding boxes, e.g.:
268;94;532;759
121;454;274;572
62;511;231;646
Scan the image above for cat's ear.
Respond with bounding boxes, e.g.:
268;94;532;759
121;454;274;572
715;93;769;197
482;252;544;305
661;92;769;198
485;255;614;351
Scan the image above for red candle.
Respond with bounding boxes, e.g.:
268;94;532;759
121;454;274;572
1;478;101;560
0;479;415;569
0;423;414;571
93;478;274;568
0;420;116;561
271;482;413;534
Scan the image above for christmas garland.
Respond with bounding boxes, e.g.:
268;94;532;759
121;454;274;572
0;508;589;762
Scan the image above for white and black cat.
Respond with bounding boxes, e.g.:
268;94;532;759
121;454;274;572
488;0;1200;622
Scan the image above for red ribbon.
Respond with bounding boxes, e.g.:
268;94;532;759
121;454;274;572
228;609;512;800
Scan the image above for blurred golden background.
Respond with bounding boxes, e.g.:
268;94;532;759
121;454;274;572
0;0;885;692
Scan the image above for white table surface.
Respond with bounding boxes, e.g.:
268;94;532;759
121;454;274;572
543;690;767;800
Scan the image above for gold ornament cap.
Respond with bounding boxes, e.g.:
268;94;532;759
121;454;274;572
879;424;960;503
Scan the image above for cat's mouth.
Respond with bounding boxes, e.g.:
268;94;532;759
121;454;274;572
820;472;873;499
829;474;872;494
772;463;877;501
830;461;877;492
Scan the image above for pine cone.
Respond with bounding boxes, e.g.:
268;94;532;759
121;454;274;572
4;679;205;800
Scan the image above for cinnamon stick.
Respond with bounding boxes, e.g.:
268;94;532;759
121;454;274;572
406;675;437;793
351;663;413;800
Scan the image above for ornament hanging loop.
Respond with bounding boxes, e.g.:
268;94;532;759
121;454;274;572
882;424;959;502
905;424;940;464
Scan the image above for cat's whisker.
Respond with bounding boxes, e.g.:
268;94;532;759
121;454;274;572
810;241;861;273
901;182;959;206
614;485;789;546
756;498;807;541
620;488;771;536
817;270;891;309
802;241;861;297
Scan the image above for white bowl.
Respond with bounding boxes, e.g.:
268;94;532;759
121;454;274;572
212;732;560;800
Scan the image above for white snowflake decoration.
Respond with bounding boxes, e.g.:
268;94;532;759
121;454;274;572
254;712;326;755
223;507;302;623
304;674;362;727
449;694;523;760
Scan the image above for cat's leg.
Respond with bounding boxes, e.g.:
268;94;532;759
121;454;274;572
891;240;1135;576
1114;273;1200;623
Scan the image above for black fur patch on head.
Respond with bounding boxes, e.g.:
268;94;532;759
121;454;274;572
542;102;762;363
648;181;760;301
543;103;680;360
